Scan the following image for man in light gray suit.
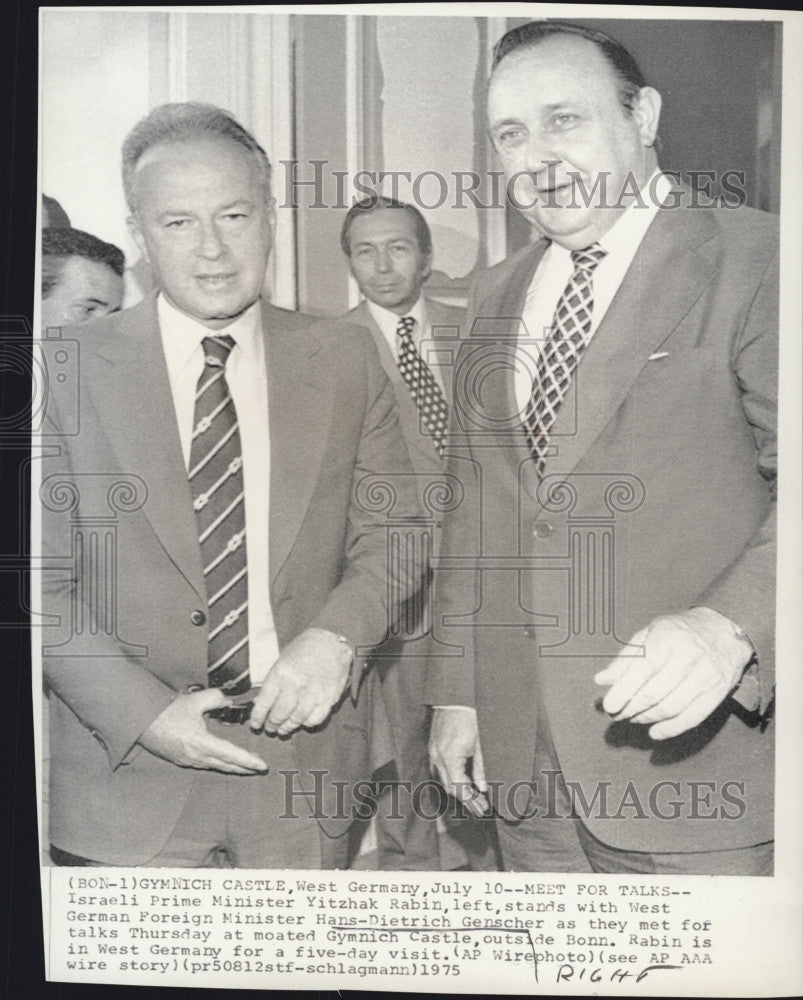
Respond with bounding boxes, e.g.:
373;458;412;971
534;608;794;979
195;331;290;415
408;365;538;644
341;196;498;870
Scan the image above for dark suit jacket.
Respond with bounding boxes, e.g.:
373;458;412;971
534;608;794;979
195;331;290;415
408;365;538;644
345;297;465;480
427;203;777;852
344;297;465;766
41;295;421;864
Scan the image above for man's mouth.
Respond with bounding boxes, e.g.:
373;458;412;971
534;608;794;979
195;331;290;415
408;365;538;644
196;273;237;287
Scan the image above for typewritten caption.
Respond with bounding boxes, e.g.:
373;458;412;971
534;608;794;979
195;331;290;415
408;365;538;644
46;868;733;993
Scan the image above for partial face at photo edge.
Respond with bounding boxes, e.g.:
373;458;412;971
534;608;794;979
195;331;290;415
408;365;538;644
347;208;432;316
488;34;661;250
41;255;124;330
128;136;275;329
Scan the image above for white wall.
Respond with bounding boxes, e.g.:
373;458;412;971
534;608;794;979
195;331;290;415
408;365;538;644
41;11;151;264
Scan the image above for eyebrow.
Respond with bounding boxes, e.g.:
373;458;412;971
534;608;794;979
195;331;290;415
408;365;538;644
157;200;254;218
490;103;578;129
353;236;415;246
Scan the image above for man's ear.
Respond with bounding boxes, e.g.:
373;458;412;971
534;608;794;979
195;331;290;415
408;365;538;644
631;86;662;148
266;196;277;237
421;251;433;283
127;214;148;262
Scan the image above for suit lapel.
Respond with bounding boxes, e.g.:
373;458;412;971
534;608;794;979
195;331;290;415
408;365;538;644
265;304;332;582
85;296;205;600
425;299;463;408
351;300;441;471
474;243;549;504
543;206;722;482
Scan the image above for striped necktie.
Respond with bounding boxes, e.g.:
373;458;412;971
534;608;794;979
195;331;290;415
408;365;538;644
522;243;607;474
189;335;250;697
396;315;449;457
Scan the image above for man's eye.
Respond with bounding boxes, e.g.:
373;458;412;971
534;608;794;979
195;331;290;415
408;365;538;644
496;127;525;145
390;244;409;254
550;113;579;131
165;219;190;230
221;212;247;222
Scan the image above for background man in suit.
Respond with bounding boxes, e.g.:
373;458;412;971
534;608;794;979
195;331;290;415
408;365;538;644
428;21;776;874
41;103;421;868
340;197;497;870
41;226;124;330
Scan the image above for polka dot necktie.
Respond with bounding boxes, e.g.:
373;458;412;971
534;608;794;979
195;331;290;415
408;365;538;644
522;244;608;475
396;315;449;457
188;335;250;697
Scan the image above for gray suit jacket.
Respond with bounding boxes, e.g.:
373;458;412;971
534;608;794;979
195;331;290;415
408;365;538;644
41;294;422;863
428;203;777;851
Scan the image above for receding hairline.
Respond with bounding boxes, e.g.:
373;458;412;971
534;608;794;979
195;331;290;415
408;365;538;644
127;134;271;210
492;31;619;82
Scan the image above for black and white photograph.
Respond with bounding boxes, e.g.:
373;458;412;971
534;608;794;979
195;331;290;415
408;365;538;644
21;3;803;995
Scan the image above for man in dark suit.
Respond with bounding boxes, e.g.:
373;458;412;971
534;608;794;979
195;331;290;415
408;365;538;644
340;197;498;870
428;22;776;874
41;103;422;868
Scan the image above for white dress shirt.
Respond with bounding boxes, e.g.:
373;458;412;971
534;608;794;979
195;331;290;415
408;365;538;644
366;294;446;393
157;294;279;684
514;171;672;416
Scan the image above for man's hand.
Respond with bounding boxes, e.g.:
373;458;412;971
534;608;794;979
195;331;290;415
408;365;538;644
594;607;754;740
249;628;351;737
429;708;490;818
138;688;268;774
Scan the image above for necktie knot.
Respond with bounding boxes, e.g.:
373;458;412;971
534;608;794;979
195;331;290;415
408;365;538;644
202;334;236;369
570;243;607;274
396;316;416;341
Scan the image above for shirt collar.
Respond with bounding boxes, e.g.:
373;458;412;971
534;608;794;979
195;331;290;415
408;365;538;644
597;168;670;257
366;293;427;342
157;294;264;382
545;169;671;266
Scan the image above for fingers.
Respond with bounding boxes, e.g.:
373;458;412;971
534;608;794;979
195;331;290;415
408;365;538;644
429;710;490;818
648;690;717;740
473;742;488;792
249;673;281;732
594;613;743;740
199;731;268;774
594;627;665;717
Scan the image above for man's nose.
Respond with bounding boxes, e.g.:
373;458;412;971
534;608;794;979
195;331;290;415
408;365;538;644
376;247;392;273
519;133;560;182
196;221;226;260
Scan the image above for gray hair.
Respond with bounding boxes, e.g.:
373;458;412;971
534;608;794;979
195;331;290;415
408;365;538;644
121;102;272;211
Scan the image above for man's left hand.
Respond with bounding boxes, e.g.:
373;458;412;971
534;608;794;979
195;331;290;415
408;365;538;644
250;628;352;737
594;607;754;740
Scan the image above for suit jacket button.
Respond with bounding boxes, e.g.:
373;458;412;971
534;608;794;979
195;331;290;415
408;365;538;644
191;610;206;626
533;521;553;539
523;626;538;639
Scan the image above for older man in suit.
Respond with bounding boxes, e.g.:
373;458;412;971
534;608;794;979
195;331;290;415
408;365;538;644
428;22;776;875
340;197;498;870
41;103;421;868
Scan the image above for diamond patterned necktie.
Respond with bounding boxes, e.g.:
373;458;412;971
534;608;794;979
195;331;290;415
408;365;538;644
396;315;449;457
189;335;250;697
522;243;608;474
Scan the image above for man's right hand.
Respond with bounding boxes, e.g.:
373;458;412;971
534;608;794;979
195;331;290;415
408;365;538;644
138;688;268;775
429;707;490;818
